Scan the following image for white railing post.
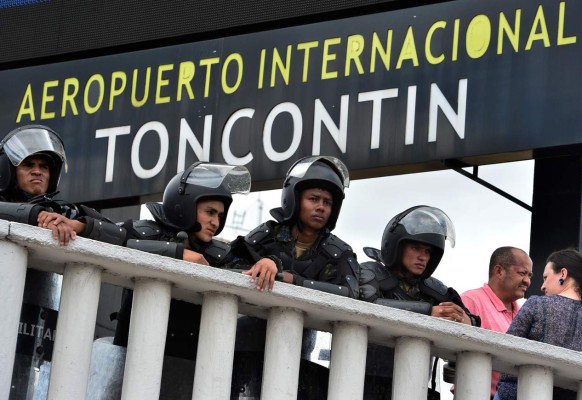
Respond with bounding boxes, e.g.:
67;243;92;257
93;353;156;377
121;278;171;400
192;292;239;400
47;263;102;400
392;337;431;400
517;365;553;400
327;322;367;400
454;351;492;400
261;308;304;400
577;381;582;400
0;239;27;399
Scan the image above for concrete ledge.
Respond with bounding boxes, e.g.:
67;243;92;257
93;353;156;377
0;219;9;238
4;221;582;390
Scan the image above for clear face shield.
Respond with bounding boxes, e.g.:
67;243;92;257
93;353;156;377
287;156;350;188
399;206;456;247
1;127;68;172
183;163;252;195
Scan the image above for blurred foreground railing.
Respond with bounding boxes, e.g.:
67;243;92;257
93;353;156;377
2;219;582;400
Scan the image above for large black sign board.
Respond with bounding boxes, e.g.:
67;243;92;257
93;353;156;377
0;0;579;204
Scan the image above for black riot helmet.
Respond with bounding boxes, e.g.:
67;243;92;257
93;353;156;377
269;156;350;231
161;162;251;235
380;205;456;278
0;125;67;196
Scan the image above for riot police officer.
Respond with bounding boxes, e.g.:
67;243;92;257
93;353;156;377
0;124;127;399
123;161;251;265
359;205;480;399
360;205;478;323
225;155;359;297
224;156;360;399
113;162;252;360
0;124;127;245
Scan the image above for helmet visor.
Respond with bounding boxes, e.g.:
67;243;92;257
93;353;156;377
399;206;456;247
288;156;350;188
2;127;67;172
184;163;251;194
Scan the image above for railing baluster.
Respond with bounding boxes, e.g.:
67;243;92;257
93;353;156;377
455;351;492;400
392;337;431;400
121;278;171;400
47;263;102;400
192;292;239;400
517;365;553;400
261;308;304;400
577;381;582;400
0;239;27;399
327;322;367;400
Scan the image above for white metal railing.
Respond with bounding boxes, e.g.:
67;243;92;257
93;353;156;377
2;219;582;400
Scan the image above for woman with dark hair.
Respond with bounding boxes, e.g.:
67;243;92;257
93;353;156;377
495;248;582;400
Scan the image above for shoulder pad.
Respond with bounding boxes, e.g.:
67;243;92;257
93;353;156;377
321;234;352;260
131;220;164;240
205;239;231;262
359;260;400;302
360;261;392;282
359;261;383;285
360;261;399;293
244;222;273;245
422;277;449;297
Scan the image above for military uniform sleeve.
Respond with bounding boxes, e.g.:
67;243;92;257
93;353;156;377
0;201;45;225
123;219;184;259
76;205;128;245
360;262;437;315
126;239;184;259
313;235;360;298
81;217;128;245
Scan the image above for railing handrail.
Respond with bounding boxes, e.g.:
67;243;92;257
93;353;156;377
3;219;582;393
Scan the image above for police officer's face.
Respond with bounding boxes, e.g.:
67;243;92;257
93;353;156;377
298;188;333;232
401;242;432;276
193;199;225;243
16;155;50;195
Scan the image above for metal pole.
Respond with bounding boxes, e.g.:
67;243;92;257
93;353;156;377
47;263;102;400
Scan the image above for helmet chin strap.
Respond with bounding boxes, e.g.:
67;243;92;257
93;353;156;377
177;222;203;248
27;191;59;203
12;187;59;203
191;221;202;233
